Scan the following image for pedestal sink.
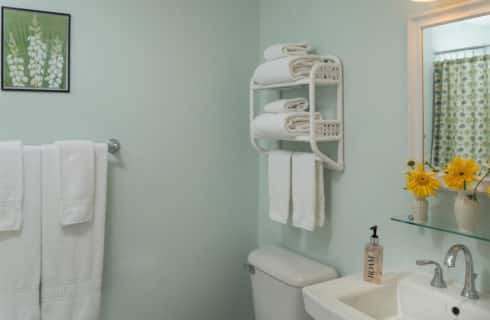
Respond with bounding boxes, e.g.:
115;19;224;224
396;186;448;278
303;273;490;320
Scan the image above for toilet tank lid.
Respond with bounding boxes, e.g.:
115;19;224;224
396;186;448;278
248;246;338;288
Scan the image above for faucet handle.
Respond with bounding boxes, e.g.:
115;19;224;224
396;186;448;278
416;260;448;289
416;260;436;266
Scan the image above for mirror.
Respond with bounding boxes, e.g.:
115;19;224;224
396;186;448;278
407;1;490;181
423;15;490;171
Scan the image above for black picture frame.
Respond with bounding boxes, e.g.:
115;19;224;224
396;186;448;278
1;6;71;93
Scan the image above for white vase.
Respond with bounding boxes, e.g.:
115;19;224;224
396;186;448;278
412;197;428;224
454;191;480;232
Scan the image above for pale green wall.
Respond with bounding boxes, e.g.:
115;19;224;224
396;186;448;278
1;0;259;319
258;0;490;291
4;0;490;318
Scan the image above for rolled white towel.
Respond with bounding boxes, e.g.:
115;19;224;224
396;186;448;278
251;112;321;140
253;56;324;85
264;98;308;113
264;43;312;61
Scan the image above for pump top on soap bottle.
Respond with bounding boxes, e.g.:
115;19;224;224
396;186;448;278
370;225;379;245
364;225;383;284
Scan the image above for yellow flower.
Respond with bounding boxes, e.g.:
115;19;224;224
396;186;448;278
488;186;490;197
406;164;440;198
443;157;480;190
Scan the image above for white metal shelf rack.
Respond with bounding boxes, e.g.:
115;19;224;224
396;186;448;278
249;55;344;171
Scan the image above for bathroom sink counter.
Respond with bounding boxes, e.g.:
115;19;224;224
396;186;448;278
303;272;490;320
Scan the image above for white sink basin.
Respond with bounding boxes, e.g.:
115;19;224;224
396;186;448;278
303;273;490;320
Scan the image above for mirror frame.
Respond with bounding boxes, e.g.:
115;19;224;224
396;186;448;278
407;0;490;188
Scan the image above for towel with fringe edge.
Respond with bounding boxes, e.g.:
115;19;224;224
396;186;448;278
252;112;321;140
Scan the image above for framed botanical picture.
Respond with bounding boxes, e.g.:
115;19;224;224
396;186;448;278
1;7;70;92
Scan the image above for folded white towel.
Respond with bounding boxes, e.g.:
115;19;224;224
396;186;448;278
264;98;308;113
0;141;23;231
264;43;312;61
316;161;325;228
55;141;95;226
268;151;292;224
41;144;108;320
292;153;325;231
251;112;321;140
0;146;41;320
253;56;324;85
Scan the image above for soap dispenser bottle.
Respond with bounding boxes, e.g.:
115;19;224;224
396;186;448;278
364;225;383;284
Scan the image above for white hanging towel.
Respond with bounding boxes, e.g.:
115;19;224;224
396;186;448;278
55;140;96;226
0;146;41;320
264;98;308;113
251;112;321;140
41;144;108;320
268;151;292;224
253;55;324;85
264;43;312;61
0;141;23;231
292;153;325;231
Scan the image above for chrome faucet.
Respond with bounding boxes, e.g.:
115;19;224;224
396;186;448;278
444;244;479;300
416;260;447;288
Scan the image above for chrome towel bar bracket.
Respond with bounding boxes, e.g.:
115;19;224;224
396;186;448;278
108;138;121;154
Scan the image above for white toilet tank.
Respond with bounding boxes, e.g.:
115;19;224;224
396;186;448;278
248;246;338;320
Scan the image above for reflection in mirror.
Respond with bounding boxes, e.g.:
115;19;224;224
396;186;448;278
423;15;490;171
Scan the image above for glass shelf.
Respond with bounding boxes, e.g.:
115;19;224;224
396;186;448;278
391;213;490;243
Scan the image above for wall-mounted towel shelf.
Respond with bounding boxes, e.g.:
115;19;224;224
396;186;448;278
249;55;344;171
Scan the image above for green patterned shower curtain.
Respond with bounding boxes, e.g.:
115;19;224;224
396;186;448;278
431;55;490;169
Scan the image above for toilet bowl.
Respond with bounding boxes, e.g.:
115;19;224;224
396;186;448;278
248;246;338;320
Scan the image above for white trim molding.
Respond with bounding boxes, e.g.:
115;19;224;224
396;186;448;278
407;0;490;163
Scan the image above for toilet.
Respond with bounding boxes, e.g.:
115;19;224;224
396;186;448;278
248;246;338;320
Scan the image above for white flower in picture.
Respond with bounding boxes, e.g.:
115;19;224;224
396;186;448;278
6;33;28;87
27;15;47;88
47;37;64;88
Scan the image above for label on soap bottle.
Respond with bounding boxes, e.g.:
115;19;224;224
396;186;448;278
364;246;383;284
